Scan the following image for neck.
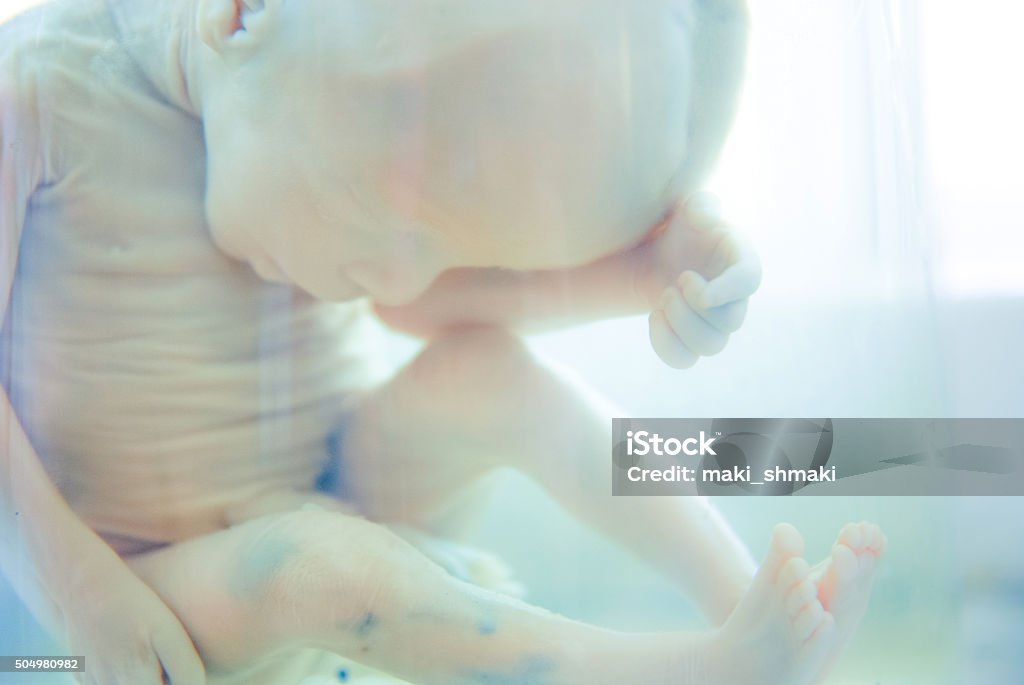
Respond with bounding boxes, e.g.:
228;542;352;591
106;0;207;116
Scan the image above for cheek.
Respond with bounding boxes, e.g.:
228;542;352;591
204;139;262;255
204;182;252;261
205;149;298;262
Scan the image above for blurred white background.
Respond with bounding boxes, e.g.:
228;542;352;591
1;0;36;20
2;0;1023;683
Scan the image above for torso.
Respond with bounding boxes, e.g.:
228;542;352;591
1;0;383;552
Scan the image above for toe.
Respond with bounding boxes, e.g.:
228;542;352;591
785;580;818;616
778;556;811;590
793;600;826;642
863;524;886;555
816;544;856;612
749;524;802;602
830;543;859;581
838;522;863;549
753;524;805;592
859;522;877;550
772;523;806;559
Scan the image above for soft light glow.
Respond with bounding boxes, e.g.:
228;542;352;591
922;0;1024;296
0;0;43;22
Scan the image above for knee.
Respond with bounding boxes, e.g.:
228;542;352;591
231;509;404;623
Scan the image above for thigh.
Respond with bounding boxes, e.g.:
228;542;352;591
327;328;552;523
123;511;316;672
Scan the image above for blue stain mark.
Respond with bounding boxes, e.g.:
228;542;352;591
227;536;298;602
356;612;378;638
337;668;348;682
477;617;498;635
315;426;345;494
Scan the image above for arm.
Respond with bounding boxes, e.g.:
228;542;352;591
377;193;761;367
0;70;75;639
1;71;205;684
373;234;657;338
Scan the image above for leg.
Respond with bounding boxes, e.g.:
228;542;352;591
223;489;525;599
125;507;833;685
336;326;755;624
123;506;665;684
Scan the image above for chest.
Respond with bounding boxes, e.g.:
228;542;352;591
4;78;382;460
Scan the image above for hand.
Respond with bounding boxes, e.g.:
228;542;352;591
61;551;206;685
638;193;761;369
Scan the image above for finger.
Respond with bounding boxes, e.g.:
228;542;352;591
649;309;699;369
117;662;165;685
152;626;207;685
684;274;749;333
679;271;748;333
661;286;728;356
703;257;762;308
706;300;748;334
112;641;164;685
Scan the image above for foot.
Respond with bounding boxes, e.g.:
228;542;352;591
389;525;526;598
812;521;887;677
706;524;835;685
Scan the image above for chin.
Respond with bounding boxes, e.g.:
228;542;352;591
291;277;369;303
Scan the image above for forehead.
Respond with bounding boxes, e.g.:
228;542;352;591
290;0;556;76
262;1;683;269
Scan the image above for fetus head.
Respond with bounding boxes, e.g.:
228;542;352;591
195;0;692;304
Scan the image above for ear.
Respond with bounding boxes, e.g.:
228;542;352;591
197;0;279;54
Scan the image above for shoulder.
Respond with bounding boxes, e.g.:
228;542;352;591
1;80;44;202
2;0;129;184
1;13;44;285
1;9;48;164
5;1;186;183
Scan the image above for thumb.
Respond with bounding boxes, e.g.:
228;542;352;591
152;624;206;685
702;258;762;308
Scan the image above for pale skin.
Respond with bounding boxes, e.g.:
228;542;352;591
0;0;886;684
